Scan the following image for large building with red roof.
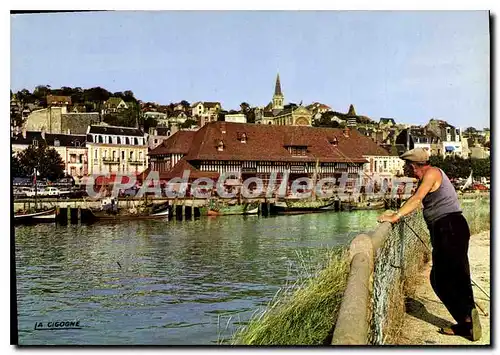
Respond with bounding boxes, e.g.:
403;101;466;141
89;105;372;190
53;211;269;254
148;121;400;191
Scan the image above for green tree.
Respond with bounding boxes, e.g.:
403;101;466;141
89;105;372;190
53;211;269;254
180;118;197;129
471;158;490;178
16;143;65;180
11;154;27;178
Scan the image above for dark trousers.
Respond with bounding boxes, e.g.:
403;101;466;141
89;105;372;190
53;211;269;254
427;212;475;323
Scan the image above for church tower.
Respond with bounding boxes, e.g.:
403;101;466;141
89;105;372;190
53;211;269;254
272;73;284;112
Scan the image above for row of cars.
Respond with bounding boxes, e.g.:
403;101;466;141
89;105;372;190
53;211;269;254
13;186;88;199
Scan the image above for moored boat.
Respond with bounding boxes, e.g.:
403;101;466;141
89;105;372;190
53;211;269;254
14;207;57;224
271;199;335;215
200;201;260;216
350;201;385;211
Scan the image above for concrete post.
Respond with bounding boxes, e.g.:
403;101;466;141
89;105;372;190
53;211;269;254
332;234;374;345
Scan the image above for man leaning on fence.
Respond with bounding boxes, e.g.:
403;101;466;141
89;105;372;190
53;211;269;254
377;147;481;341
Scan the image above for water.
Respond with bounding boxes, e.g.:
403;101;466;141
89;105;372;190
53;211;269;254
15;210;381;345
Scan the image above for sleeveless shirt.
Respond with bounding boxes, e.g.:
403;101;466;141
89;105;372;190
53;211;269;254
422;168;462;224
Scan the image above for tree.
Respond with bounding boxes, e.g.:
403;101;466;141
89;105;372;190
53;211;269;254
240;102;250;113
471;158;490;178
180;118;197;129
11;154;26;178
123;90;136;103
33;85;51;106
16;143;65;180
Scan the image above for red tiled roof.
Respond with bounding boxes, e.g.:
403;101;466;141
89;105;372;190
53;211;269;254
47;95;72;105
158;158;220;180
174;122;390;163
148;130;196;156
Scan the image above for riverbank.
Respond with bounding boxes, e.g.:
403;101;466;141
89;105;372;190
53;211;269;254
397;230;490;345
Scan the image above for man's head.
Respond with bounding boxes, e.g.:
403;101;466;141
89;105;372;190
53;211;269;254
400;148;431;179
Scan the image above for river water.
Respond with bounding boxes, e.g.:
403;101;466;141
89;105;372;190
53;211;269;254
15;210;381;345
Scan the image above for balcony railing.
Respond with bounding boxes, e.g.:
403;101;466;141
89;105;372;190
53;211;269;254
102;157;119;164
129;159;146;165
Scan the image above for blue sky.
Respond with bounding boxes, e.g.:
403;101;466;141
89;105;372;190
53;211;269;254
10;11;490;129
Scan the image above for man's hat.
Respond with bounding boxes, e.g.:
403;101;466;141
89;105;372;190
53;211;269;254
400;148;430;163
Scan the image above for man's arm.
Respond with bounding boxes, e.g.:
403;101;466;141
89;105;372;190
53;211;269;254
396;168;440;218
378;168;440;223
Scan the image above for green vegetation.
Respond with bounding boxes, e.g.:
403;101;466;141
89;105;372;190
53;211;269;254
460;195;490;234
429;155;490;179
232;248;349;345
13;142;65;180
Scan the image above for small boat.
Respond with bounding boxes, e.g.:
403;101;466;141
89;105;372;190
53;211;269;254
271;199;335;215
14;207;56;224
89;203;171;221
200;201;260;216
350;201;385;211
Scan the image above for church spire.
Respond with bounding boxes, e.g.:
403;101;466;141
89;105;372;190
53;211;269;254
274;73;283;96
272;73;284;112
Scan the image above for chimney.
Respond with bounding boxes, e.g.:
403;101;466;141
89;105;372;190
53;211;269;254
343;127;350;138
22;128;27;139
221;122;226;134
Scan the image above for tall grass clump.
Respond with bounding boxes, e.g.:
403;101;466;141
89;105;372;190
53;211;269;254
460;195;490;235
232;247;349;345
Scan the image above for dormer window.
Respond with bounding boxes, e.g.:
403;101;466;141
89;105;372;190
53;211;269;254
33;139;38;147
237;132;247;143
54;139;60;147
330;137;338;146
217;140;225;151
289;146;307;156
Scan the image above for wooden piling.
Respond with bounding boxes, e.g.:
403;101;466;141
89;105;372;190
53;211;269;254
181;201;186;220
67;205;71;223
77;207;81;224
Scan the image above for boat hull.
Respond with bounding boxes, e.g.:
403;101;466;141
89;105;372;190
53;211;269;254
200;202;260;216
272;200;335;214
14;208;56;224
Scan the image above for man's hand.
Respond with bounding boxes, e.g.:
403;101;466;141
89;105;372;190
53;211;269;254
377;212;400;224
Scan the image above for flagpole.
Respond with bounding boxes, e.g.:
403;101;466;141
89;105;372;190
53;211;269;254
33;167;37;210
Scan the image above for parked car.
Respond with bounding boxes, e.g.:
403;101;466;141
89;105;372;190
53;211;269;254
472;183;488;191
25;188;46;197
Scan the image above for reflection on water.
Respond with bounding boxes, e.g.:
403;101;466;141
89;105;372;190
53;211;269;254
15;210;380;345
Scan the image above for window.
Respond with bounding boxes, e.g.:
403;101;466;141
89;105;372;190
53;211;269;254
134;138;138;145
94;150;98;159
112;151;117;160
384;161;387;170
130;151;134;160
32;139;38;147
290;147;306;156
125;137;130;145
54;139;60;147
122;151;125;160
154;139;158;144
139;152;143;161
98;135;103;143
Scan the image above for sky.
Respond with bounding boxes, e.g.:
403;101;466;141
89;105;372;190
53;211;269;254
10;10;490;129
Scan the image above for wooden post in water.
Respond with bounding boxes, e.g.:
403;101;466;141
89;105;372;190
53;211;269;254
23;202;26;211
67;205;71;224
181;200;186;221
77;207;81;224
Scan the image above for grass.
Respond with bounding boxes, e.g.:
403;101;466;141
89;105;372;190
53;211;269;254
460;195;490;235
231;247;349;345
